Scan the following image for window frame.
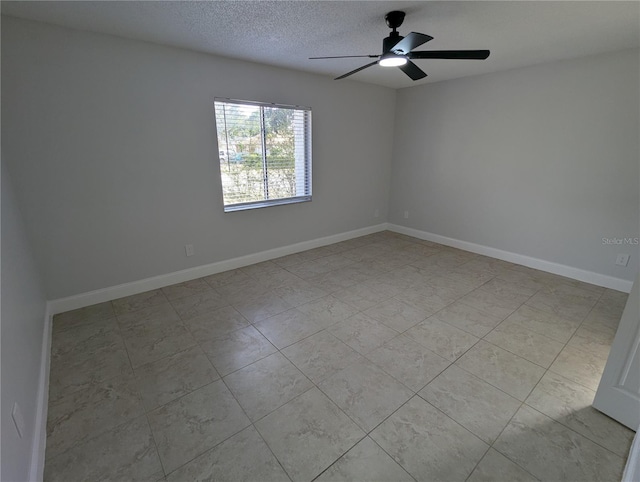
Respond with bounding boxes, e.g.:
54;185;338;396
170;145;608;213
214;97;312;212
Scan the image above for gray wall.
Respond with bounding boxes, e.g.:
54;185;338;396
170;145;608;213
389;49;639;282
1;170;48;482
1;17;396;299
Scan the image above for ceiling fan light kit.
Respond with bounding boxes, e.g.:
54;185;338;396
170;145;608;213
310;10;490;81
379;53;408;67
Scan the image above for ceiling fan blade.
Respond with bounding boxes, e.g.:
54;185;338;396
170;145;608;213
335;61;378;80
399;60;427;81
310;55;378;59
409;50;490;60
391;32;433;55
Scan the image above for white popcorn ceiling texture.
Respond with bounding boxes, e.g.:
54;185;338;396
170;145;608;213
2;1;638;89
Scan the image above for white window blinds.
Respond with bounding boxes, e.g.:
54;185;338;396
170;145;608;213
214;98;312;212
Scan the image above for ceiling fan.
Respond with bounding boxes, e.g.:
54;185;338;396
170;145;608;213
310;11;490;81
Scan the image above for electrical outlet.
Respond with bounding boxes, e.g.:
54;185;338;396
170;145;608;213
404;211;409;219
185;244;195;257
616;253;630;267
12;403;24;438
374;209;379;218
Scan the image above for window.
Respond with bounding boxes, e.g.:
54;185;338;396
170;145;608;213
214;98;312;212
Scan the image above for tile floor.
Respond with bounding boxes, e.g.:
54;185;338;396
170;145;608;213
44;231;634;481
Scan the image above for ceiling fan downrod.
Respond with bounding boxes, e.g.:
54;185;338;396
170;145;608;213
383;10;405;53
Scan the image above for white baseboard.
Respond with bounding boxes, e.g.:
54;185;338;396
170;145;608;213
48;224;388;314
623;427;640;482
388;224;633;293
29;306;53;482
48;221;633;315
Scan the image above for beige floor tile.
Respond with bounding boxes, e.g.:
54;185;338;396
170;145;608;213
161;278;213;301
239;260;281;277
249;267;303;291
123;322;197;368
367;251;419;272
427;276;480;300
134;345;219;411
526;371;634;457
272;252;308;268
455;340;545;401
459;288;529;319
366;334;450;392
52;301;115;333
49;323;132;402
394;287;453;318
325;253;360;270
440;267;495;288
46;374;145;458
169;290;230;320
147;380;251;474
484;321;565;368
419;365;521;443
254;308;325;349
182;305;249;341
581;306;622;338
503;304;581;343
525;285;597;322
567;324;615;360
282;330;365;384
318;359;413;432
50;316;119;353
307;269;361;293
467;449;538;482
405;317;479;361
599;288;628;306
460;256;515;276
549;345;608;390
315;436;414;482
272;280;328;307
342;243;391;261
255;387;365;482
384;265;438;289
297;245;336;260
112;289;168;315
44;415;163;482
297;295;360;326
115;302;181;330
333;282;393;311
45;234;626;482
364;298;428;332
166;426;289;482
200;325;277;376
231;290;293;323
357;277;405;298
224;352;313;421
496;268;548;292
411;250;474;271
328;312;398;355
400;243;441;258
370;396;488;482
203;268;251;289
544;275;606;296
213;276;268;302
286;258;337;279
428;301;503;337
480;277;539;297
493;405;624;482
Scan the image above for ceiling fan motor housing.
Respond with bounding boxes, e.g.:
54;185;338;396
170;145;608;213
383;33;403;54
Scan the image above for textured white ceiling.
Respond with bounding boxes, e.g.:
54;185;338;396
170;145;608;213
2;1;639;89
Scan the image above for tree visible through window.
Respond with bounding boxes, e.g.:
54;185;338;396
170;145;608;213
214;99;312;212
